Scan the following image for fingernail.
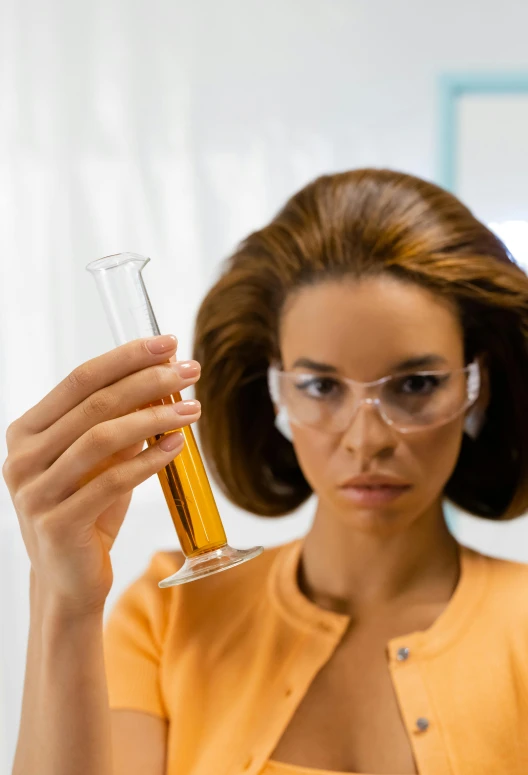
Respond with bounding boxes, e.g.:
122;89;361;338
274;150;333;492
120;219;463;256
171;360;200;378
159;431;185;452
173;399;201;415
146;335;178;354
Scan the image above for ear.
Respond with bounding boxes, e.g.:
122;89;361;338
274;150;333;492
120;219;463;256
267;364;281;414
275;407;294;441
464;353;491;439
474;352;491;416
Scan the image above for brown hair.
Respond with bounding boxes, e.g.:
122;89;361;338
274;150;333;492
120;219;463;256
193;169;528;520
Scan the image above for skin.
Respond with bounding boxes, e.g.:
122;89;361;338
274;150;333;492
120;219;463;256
277;273;490;619
268;274;491;771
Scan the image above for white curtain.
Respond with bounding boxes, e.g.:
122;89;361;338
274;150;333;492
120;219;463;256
2;0;528;770
0;2;318;768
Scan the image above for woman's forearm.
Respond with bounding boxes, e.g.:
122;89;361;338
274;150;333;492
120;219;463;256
12;572;113;775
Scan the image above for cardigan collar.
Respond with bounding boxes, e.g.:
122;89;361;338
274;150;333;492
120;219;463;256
267;534;490;657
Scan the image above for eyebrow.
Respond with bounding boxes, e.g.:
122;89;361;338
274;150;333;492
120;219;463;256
291;354;449;373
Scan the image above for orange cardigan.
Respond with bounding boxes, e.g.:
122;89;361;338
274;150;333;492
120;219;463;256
103;537;528;774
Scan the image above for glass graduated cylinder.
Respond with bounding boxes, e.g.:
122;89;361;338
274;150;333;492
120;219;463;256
86;252;263;586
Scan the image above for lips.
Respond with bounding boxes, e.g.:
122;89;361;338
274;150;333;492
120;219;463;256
353;484;404;489
340;475;411;489
339;482;411;506
337;474;411;507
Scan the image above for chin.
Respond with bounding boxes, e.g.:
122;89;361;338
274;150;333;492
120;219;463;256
326;489;415;530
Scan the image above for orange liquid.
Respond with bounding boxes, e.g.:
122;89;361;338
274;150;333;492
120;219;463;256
144;391;227;557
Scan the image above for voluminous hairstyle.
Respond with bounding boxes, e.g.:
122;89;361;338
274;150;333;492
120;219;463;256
193;169;528;520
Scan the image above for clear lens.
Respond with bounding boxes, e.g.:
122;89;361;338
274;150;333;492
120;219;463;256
379;370;469;429
277;365;476;434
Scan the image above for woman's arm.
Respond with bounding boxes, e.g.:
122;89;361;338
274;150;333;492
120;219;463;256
13;570;168;775
11;572;113;775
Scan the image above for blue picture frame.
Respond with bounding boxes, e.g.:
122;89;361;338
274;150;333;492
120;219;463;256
437;72;528;192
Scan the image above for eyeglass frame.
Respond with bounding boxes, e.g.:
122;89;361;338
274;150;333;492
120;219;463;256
267;359;481;435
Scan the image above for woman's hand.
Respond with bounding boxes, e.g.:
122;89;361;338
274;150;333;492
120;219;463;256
2;335;201;618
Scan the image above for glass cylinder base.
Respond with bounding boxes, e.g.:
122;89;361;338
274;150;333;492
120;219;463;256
158;544;264;588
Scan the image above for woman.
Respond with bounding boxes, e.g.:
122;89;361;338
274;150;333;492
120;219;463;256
6;169;528;775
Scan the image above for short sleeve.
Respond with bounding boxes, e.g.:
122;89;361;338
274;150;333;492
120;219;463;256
103;550;183;718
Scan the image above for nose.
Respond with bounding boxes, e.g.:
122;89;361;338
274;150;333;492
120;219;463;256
340;398;397;457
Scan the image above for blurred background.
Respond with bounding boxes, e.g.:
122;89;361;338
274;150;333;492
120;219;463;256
1;0;528;770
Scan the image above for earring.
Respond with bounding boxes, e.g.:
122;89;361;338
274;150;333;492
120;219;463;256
464;405;486;440
275;406;294;442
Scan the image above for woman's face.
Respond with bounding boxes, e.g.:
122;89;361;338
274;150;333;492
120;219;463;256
278;275;478;535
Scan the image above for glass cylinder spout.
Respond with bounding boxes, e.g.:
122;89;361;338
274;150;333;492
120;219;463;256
86;252;263;586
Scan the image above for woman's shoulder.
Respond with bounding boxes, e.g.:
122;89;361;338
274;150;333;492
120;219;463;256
463;542;528;619
106;541;290;646
473;545;528;582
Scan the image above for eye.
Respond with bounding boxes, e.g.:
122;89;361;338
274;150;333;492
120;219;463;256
395;373;448;395
294;375;341;399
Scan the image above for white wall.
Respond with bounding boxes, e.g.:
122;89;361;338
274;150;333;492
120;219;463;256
2;0;528;770
459;94;528;223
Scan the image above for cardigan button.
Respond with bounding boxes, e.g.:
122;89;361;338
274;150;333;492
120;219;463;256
396;647;410;661
415;717;430;732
